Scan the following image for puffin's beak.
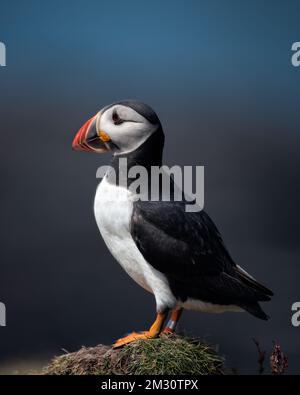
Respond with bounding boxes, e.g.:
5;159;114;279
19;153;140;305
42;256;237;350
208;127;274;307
72;116;108;153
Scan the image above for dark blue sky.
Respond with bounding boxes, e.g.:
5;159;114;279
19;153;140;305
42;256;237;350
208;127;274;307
1;0;299;117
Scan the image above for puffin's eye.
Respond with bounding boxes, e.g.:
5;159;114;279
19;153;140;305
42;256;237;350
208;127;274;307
112;109;124;125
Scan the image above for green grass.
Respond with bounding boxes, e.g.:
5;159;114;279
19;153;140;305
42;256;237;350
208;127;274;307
43;334;224;375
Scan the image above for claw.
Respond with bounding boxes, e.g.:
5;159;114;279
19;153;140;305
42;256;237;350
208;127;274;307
113;331;153;348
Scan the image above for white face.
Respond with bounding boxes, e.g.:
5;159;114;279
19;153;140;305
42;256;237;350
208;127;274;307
95;105;158;155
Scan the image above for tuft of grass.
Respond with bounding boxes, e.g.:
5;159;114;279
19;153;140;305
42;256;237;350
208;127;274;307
43;345;112;375
43;334;224;375
117;334;224;375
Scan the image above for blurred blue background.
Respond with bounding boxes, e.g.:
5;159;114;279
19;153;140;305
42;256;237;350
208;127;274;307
0;0;300;374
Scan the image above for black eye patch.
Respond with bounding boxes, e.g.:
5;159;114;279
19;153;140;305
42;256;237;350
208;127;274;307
112;109;124;125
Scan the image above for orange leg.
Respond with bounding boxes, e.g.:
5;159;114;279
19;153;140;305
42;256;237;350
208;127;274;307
113;312;167;348
161;308;183;335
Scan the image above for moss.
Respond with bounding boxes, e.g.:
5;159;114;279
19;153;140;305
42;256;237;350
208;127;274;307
43;334;224;375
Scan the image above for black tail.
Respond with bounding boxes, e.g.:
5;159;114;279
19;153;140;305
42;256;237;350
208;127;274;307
233;265;273;320
242;302;270;320
234;265;274;298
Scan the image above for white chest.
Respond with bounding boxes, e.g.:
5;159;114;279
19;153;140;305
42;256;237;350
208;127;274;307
93;177;151;291
93;176;177;311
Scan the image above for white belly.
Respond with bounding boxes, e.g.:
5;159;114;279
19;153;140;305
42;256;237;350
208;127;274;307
93;176;177;312
180;298;243;313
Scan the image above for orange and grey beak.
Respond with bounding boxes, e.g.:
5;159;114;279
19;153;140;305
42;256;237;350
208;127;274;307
72;116;109;153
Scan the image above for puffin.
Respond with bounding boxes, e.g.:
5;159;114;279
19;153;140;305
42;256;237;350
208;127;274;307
72;100;273;348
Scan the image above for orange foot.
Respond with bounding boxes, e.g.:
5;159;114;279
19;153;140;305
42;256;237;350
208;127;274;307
113;331;156;348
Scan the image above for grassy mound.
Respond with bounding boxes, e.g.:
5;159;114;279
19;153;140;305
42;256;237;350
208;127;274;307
43;334;224;375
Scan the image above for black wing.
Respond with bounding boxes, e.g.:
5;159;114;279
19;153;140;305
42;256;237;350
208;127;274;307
131;200;273;319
